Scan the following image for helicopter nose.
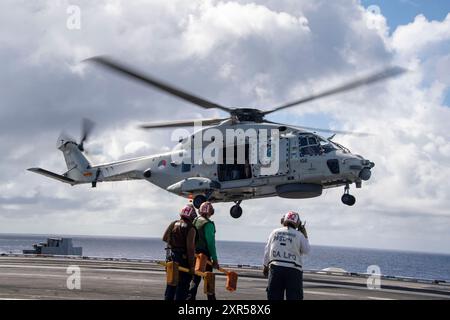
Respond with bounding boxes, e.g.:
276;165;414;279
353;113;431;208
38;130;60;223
359;168;372;181
359;160;375;181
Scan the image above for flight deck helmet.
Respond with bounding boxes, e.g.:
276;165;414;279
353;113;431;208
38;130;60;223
180;204;197;221
283;211;301;228
199;201;214;217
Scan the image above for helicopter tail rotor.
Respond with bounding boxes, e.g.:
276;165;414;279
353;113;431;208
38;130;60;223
78;118;95;152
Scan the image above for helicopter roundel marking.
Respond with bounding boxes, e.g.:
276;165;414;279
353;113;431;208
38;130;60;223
158;159;167;168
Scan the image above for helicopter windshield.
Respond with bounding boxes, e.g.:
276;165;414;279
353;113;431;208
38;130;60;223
298;133;350;156
318;138;338;153
329;140;350;153
298;134;328;156
318;137;351;153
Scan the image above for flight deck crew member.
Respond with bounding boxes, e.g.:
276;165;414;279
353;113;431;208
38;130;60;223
162;204;197;300
187;201;219;300
263;211;310;300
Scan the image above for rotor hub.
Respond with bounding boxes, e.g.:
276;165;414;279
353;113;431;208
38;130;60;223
231;108;265;122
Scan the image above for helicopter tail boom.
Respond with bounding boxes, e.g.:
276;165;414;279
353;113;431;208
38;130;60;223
28;138;97;185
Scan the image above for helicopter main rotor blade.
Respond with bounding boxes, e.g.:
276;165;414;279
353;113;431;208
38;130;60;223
265;120;372;137
264;66;407;115
85;56;233;113
139;117;229;129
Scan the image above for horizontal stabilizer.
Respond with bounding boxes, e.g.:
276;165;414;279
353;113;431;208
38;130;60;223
27;168;77;185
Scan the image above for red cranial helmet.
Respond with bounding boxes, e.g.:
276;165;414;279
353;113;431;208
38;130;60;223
180;204;197;220
199;201;214;216
283;211;300;228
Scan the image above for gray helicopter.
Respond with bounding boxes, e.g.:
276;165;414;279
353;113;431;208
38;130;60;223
28;56;405;218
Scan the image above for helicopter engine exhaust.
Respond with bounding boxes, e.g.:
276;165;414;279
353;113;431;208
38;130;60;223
143;169;152;178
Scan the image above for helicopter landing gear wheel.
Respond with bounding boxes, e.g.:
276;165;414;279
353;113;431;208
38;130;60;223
230;201;243;219
341;184;356;206
193;195;207;209
341;194;356;206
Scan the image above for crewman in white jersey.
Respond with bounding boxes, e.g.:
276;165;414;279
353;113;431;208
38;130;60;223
263;211;310;300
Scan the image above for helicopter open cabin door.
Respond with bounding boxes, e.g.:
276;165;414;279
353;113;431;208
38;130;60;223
217;143;253;187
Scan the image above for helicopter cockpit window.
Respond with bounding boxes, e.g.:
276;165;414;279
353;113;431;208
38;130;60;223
299;135;321;156
299;137;308;147
319;138;338;154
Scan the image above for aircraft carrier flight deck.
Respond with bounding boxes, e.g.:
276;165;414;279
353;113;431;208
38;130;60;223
0;255;449;300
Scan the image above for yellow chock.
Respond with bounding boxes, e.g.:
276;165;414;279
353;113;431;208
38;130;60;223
203;271;216;295
158;260;207;283
166;261;179;286
222;269;238;292
159;260;222;294
195;253;208;273
201;257;239;292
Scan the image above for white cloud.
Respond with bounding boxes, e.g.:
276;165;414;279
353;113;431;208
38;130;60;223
180;1;310;57
392;13;450;56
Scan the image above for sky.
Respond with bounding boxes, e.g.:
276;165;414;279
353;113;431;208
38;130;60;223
361;0;450;106
362;0;450;29
0;0;449;254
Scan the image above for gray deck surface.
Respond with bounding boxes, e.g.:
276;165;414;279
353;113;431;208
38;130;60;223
0;256;449;300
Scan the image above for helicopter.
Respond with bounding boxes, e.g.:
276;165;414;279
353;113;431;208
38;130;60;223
28;56;405;218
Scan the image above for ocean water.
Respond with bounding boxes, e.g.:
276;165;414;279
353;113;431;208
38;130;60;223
1;234;449;282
